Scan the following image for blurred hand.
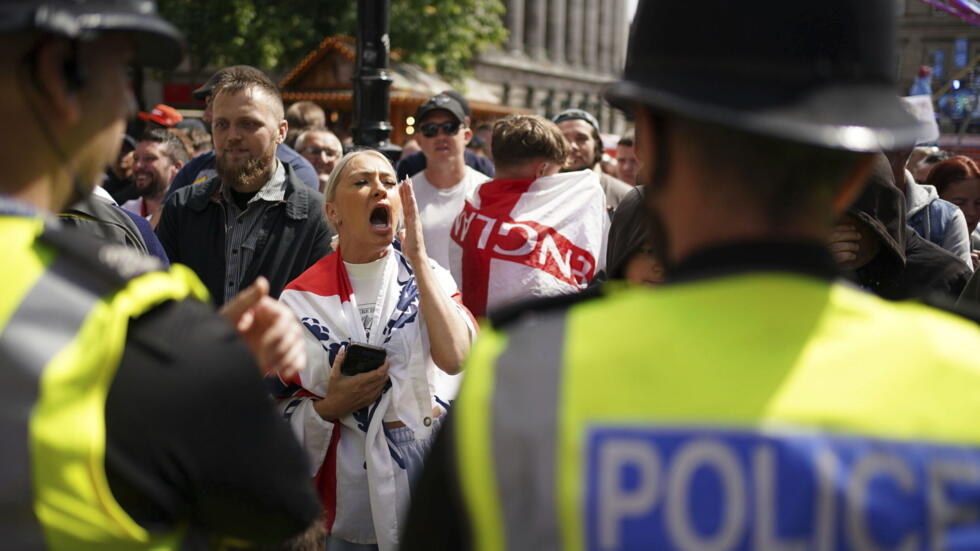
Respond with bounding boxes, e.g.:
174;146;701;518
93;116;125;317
219;276;306;378
829;224;862;265
972;250;980;270
313;346;391;420
398;178;427;263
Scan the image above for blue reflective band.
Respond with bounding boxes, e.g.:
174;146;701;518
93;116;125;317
0;196;39;217
584;427;980;551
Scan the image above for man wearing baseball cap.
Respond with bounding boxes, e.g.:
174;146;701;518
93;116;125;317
395;89;495;182
553;108;632;214
405;1;980;548
409;93;490;275
166;65;320;198
0;1;319;548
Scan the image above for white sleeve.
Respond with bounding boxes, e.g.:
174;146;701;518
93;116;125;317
278;397;335;477
275;289;339;477
279;289;334;396
944;207;974;270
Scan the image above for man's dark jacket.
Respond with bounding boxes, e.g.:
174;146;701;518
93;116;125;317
156;163;332;306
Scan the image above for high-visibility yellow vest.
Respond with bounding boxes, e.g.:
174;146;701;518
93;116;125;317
0;209;208;550
455;273;980;551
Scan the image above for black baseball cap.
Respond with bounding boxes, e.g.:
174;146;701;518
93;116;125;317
441;90;471;117
553;109;601;135
416;94;467;124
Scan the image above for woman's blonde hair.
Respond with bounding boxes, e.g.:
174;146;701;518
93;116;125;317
322;149;395;203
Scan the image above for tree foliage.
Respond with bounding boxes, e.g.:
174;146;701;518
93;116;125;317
159;0;507;83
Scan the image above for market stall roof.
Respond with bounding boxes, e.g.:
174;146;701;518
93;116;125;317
919;0;980;26
279;35;523;117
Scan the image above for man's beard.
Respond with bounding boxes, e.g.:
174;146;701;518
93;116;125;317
134;171;167;199
216;146;275;190
561;151;598;173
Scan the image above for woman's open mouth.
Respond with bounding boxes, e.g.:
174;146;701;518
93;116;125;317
369;205;391;232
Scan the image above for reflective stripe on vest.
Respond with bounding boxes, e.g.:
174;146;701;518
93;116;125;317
0;216;54;550
0;214;208;550
457;274;980;551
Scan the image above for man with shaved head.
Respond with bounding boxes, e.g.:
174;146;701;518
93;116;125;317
157;67;332;305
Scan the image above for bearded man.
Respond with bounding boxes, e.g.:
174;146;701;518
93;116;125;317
157;67;332;306
121;129;187;228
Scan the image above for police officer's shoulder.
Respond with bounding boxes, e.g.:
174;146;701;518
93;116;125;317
41;221;164;296
488;284;606;330
923;292;980;326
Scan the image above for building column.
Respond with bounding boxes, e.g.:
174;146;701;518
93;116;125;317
584;0;600;72
506;0;525;54
567;0;584;67
598;1;613;74
524;85;537;110
526;0;548;61
614;0;629;70
549;0;567;65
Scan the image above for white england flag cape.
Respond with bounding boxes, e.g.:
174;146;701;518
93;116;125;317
449;169;609;317
272;244;472;549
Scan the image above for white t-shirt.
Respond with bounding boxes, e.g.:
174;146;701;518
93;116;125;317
343;257;386;340
410;166;489;278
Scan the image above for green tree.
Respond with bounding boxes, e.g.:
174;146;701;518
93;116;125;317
159;0;506;83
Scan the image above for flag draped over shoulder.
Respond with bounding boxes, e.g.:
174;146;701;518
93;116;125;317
449;170;610;317
273;244;471;549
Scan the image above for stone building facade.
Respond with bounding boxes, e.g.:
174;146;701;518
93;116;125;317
474;0;632;135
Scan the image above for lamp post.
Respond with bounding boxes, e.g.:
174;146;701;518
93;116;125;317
351;0;401;162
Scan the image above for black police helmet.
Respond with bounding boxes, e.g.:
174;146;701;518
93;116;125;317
0;0;184;70
605;0;926;152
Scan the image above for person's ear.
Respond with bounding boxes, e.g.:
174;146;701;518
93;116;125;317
170;160;184;180
31;38;82;125
832;154;875;215
325;202;339;227
277;120;288;145
535;161;558;178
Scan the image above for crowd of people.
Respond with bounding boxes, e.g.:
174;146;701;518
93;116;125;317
4;0;980;550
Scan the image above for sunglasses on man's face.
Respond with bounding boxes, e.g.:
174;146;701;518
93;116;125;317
419;121;461;138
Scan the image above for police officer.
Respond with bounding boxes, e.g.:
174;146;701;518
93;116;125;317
0;1;319;548
404;1;980;549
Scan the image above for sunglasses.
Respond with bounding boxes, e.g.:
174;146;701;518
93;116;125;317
419;121;461;138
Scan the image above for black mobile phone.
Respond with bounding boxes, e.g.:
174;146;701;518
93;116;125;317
341;343;387;376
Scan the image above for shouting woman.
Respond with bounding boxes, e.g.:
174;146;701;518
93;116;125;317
271;150;476;550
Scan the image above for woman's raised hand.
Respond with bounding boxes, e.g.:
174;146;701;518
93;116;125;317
399;178;427;263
